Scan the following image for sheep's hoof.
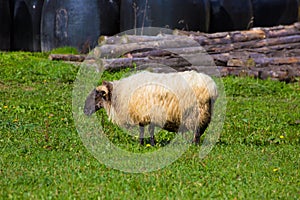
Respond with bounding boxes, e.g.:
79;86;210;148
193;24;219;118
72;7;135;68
150;140;155;146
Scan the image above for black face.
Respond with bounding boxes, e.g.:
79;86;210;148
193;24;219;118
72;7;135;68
83;89;105;116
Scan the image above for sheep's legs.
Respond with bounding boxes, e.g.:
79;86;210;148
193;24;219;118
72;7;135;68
194;101;213;144
139;126;145;145
139;124;155;146
194;124;208;145
148;123;155;146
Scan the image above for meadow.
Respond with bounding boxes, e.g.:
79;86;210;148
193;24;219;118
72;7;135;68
0;51;299;199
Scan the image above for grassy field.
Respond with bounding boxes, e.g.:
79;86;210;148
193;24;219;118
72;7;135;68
0;52;299;199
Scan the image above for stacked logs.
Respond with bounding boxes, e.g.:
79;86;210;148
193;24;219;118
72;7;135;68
49;22;300;82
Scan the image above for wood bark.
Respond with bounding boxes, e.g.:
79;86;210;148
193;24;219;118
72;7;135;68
49;22;300;82
48;54;86;62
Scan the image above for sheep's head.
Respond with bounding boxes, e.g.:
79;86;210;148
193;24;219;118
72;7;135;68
84;81;113;116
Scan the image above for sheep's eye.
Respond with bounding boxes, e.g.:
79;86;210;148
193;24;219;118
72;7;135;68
99;91;107;98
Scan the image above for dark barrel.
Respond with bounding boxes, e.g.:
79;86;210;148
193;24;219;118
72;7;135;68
251;0;299;27
299;2;300;22
11;0;44;51
209;0;253;32
41;0;120;53
0;0;11;50
120;0;210;32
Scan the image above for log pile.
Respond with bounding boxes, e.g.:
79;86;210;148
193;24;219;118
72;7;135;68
50;22;300;82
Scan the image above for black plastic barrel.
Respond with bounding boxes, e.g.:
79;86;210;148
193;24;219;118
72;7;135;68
41;0;120;53
11;0;44;51
0;0;11;50
252;0;299;27
209;0;253;32
299;2;300;22
120;0;210;33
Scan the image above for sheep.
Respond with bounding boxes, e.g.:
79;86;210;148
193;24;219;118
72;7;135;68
84;70;218;146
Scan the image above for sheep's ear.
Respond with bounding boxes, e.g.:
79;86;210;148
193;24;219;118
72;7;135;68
102;81;113;93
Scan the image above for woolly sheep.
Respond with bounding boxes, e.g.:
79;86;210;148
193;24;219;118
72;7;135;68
84;70;218;145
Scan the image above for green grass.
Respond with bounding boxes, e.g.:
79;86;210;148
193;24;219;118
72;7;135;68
49;47;79;55
0;52;299;199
